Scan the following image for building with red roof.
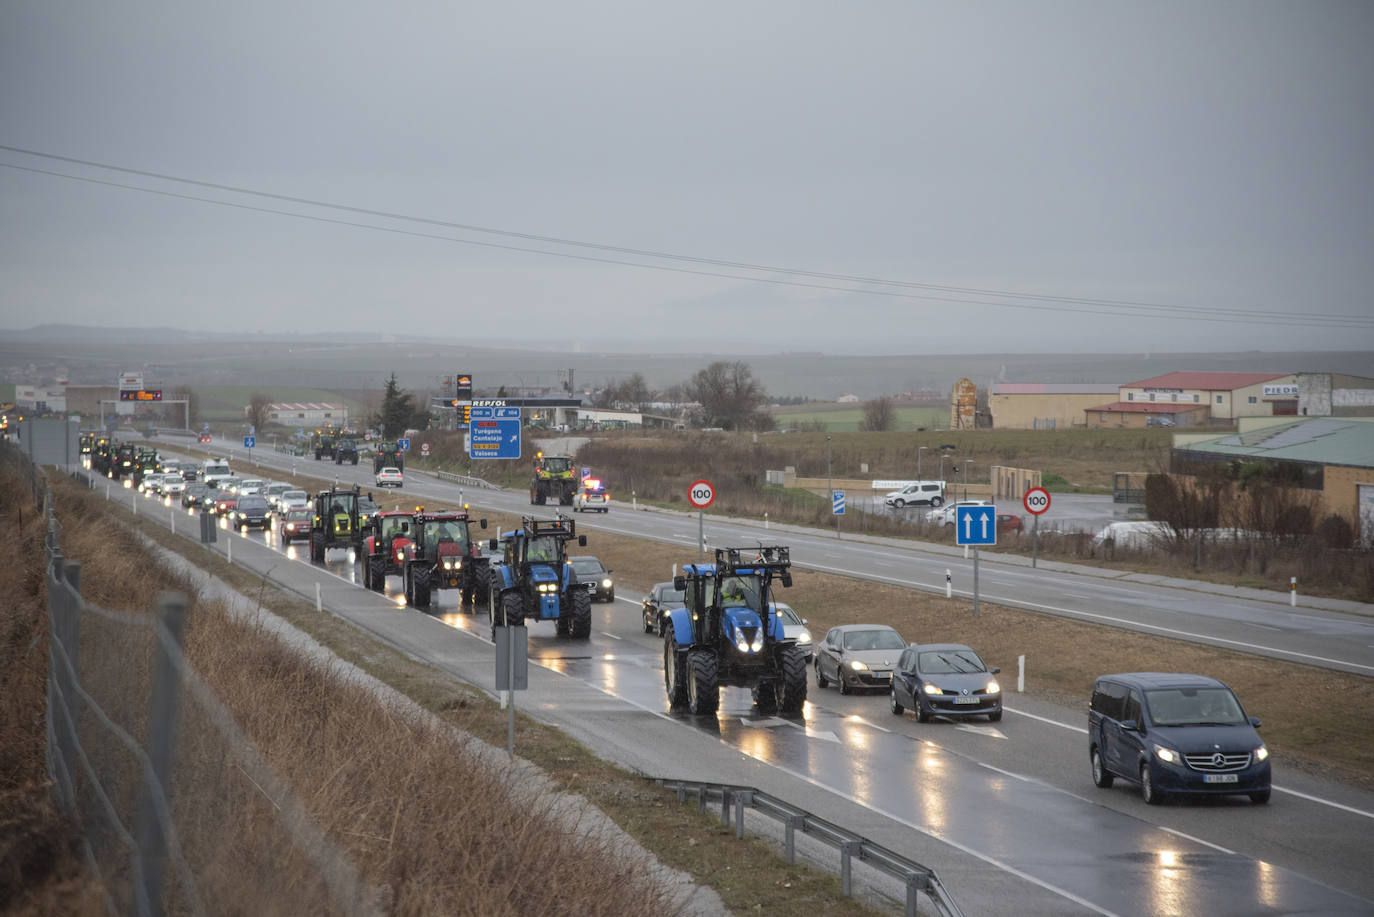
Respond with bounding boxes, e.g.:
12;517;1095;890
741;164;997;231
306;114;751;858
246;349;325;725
1085;371;1297;428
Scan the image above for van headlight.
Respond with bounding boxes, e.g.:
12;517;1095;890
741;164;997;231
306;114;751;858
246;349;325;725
1255;746;1269;761
1153;744;1179;764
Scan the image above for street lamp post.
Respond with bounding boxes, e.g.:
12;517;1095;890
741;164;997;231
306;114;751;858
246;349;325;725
826;434;833;502
918;445;927;480
964;459;973;502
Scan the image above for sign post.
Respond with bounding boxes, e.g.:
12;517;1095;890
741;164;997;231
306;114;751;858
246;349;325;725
494;625;528;758
832;489;845;540
688;479;715;562
1023;486;1051;569
956;504;997;616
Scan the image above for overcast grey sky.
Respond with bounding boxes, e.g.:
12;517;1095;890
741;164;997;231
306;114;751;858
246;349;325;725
2;1;1372;354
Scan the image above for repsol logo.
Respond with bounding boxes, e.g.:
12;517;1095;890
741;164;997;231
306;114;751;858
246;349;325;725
471;399;508;407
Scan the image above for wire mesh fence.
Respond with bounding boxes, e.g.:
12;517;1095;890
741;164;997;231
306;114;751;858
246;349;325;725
40;474;376;917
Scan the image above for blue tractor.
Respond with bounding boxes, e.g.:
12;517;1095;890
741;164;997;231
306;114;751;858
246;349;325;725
664;546;808;716
487;514;592;640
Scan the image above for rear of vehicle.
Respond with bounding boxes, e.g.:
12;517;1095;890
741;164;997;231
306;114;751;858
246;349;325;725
375;467;404;488
574;478;610;513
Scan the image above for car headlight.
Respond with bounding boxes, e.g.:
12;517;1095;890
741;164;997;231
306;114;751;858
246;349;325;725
796;630;812;645
1153;744;1179;764
986;680;1001;694
1255;745;1269;761
848;660;868;671
601;578;612;588
923;682;943;696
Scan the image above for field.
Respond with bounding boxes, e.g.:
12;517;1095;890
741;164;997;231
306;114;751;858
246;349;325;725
772;402;949;432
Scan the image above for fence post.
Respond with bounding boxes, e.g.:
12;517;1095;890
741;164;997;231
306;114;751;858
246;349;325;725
840;840;862;896
133;594;188;917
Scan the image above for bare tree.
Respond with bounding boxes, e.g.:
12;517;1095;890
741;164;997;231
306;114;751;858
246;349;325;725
245;392;272;432
859;396;896;432
684;361;770;430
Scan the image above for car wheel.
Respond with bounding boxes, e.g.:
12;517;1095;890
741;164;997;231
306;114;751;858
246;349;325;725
890;691;904;715
838;673;851;695
1140;763;1165;805
893;498;905;508
931;496;944;507
1249;789;1271;805
988;709;1002;722
815;660;828;689
1091;747;1114;788
915;699;930;723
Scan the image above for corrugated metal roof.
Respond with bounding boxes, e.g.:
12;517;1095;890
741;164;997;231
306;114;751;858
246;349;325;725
1180;419;1374;468
1086;401;1205;414
992;383;1119;395
1124;371;1289;391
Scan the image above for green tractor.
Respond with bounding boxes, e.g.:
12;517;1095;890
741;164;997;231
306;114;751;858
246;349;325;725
313;429;339;461
530;451;577;506
373;441;405;474
308;485;365;563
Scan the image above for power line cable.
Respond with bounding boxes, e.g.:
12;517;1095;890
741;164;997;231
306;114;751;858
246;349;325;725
3;145;1370;329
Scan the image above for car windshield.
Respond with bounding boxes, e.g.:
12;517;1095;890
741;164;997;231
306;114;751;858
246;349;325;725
1145;687;1246;726
774;604;801;625
657;586;686;604
570;558;605;575
426;519;469;551
844;629;905;651
542;457;572;472
283;491;306;501
287;509;312;522
239;497;269;510
918;650;987;674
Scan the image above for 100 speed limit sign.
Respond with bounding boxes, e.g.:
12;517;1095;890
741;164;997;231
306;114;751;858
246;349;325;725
1023;486;1051;515
688;479;715;509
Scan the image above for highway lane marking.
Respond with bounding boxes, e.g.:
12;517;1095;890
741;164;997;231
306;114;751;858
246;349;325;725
1161;827;1235;854
600;631;622;640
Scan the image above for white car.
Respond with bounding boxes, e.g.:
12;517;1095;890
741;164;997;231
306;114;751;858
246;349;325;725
263;482;294;508
573;480;609;513
771;602;814;661
925;500;994;526
375;467;404;488
159;474;187;496
883;481;945;509
278;490;310;511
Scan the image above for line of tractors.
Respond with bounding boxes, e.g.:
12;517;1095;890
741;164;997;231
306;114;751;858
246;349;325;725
307;481;808;717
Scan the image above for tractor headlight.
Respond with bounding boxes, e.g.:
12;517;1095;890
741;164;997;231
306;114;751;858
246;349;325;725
394;549;404;562
735;635;750;652
848;660;869;672
750;634;763;652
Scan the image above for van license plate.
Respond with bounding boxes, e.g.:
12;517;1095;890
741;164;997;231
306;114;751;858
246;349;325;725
954;696;979;705
1204;774;1238;784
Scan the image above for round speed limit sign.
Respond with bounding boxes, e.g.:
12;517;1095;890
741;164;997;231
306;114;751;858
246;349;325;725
688;479;715;509
1023;486;1051;515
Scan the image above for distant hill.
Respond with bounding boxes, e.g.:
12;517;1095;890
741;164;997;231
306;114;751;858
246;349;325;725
1;325;1368;400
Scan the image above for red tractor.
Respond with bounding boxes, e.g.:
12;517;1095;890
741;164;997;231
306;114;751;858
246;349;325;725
359;510;417;592
399;509;490;608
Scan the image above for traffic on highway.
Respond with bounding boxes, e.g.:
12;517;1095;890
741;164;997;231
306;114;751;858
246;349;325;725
93;434;1374;916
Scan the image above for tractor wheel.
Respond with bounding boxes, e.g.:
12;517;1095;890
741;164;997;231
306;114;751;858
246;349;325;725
568;589;592;639
556;615;570;637
310;532;325;563
777;645;809;715
360;555;371;590
664;632;688;708
501;589;525;627
351;456;358;466
368;557;386;593
687;649;719;715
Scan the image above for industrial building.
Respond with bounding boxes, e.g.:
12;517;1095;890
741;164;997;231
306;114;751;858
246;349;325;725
1085;372;1297;428
264;402;349;428
990;383;1119;429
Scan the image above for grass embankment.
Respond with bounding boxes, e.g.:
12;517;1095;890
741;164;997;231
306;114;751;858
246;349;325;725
1;455;885;916
770;404;948;433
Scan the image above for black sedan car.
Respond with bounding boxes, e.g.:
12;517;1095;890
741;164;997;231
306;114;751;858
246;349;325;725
890;643;1002;722
181;482;213;509
569;556;614;602
640;581;686;634
230;495;273;531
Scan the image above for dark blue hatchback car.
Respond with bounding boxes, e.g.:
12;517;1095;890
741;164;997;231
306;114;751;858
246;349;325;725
1089;672;1271;805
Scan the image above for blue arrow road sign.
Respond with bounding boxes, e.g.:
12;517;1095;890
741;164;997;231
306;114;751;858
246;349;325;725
243;435;256;449
832;490;846;515
956;505;997;546
397;437;410;451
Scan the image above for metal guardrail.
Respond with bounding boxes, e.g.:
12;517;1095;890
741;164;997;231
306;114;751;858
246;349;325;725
434;469;499;489
658;778;963;917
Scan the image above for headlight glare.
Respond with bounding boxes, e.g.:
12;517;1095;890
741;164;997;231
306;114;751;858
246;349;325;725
1255;746;1269;761
1153;744;1178;764
923;683;943;696
848;660;868;671
986;680;1001;694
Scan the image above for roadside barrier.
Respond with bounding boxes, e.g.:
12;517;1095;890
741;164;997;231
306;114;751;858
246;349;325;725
659;778;964;917
433;469;498;489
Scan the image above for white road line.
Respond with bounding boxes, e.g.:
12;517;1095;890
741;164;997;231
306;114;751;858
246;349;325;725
601;631;622;641
1161;826;1235;854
